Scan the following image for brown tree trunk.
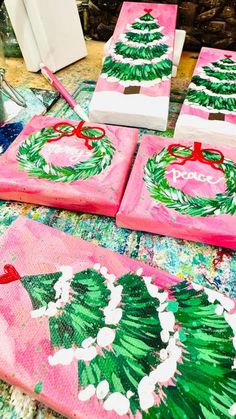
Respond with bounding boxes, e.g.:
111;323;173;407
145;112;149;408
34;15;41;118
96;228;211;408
208;113;225;121
124;86;141;95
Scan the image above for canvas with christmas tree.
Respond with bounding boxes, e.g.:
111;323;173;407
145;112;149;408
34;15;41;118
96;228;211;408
0;115;138;216
117;134;236;249
0;216;235;418
89;2;177;131
175;47;236;147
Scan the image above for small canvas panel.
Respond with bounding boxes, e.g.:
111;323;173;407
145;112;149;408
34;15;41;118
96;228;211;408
0;115;138;217
175;47;236;147
117;134;236;249
89;2;177;130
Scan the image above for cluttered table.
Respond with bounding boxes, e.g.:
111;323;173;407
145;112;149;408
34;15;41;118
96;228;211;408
0;40;235;418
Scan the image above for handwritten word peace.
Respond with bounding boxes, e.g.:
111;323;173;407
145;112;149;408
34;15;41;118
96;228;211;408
166;168;225;185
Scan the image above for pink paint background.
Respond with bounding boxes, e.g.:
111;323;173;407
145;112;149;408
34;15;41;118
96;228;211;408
0;216;181;418
0;116;138;217
180;47;236;124
95;2;177;97
116;135;236;249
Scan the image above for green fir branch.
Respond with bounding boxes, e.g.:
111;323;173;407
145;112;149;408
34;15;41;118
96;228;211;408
140;12;155;22
102;56;172;82
203;65;236;81
145;281;236;419
125;30;163;44
114;42;168;61
192;75;236;95
131;22;160;31
187;88;236;112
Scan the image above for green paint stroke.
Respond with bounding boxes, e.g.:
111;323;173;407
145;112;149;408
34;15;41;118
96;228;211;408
34;381;43;394
167;300;179;313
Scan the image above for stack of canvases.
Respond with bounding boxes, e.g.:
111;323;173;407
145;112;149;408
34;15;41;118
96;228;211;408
0;2;235;419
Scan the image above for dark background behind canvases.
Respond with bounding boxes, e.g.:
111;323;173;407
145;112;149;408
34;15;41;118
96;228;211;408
81;0;236;51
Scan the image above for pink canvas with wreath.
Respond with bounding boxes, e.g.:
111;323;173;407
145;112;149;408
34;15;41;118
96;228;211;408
117;134;236;249
0;115;138;216
0;216;235;418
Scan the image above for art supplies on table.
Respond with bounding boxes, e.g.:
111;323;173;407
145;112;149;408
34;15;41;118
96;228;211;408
89;2;177;130
174;47;236;147
0;115;138;216
40;63;89;121
5;0;87;72
0;215;235;418
117;134;236;249
0;87;59;154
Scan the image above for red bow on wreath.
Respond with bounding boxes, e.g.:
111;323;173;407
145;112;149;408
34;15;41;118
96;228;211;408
47;121;106;150
168;141;224;172
144;8;153;13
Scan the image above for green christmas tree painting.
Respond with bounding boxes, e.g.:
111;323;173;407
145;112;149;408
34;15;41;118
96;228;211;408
1;264;235;418
101;8;172;95
186;54;236;121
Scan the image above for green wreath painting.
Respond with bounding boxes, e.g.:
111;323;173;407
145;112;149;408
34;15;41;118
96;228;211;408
144;142;236;217
17;121;115;182
0;263;235;418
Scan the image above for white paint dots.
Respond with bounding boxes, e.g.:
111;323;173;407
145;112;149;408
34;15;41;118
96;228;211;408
48;348;74;366
136;268;143;276
93;263;101;271
97;327;116;347
96;380;110;400
78;385;96;401
75;346;97;362
103;392;130;416
215;304;224;316
104;308;122;325
160;349;168;361
205;288;235;312
160;330;170;343
159;311;175;332
229;403;236;417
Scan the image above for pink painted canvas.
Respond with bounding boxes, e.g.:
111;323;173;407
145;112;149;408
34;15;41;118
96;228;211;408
89;2;177;130
0;115;138;217
117;134;236;249
0;216;235;418
175;47;236;146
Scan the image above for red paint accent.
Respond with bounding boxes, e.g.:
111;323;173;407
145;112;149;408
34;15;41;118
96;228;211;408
0;265;21;284
213;249;232;270
168;141;224;172
47;121;106;151
144;8;153;13
224;54;232;59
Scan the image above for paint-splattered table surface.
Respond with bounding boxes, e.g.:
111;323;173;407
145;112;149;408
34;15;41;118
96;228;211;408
0;41;235;419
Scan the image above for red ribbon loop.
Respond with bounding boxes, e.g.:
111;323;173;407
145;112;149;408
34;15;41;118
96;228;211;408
144;8;153;13
0;265;21;284
47;121;106;150
168;142;224;172
225;54;232;59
